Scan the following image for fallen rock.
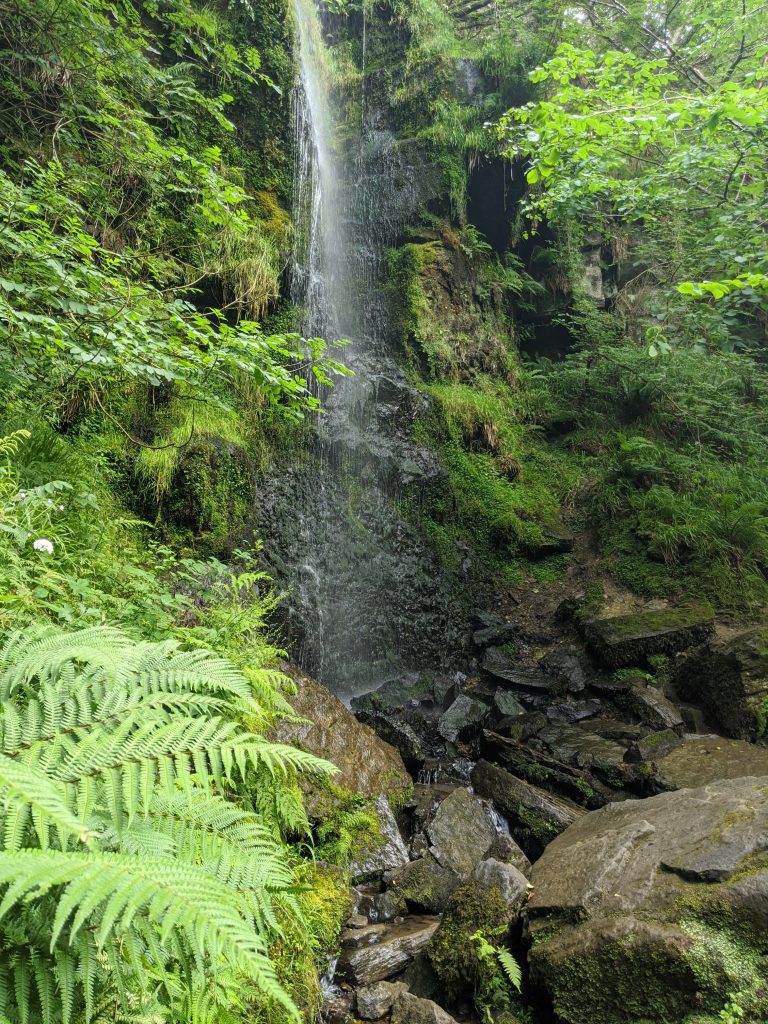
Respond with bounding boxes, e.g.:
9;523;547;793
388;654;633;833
426;787;497;877
527;776;768;1023
402;951;441;1001
473;858;528;916
493;689;526;718
351;795;410;881
386;855;460;914
483;648;564;693
471;759;586;856
356;981;408;1020
356;711;426;772
624;728;682;763
277;666;410;809
391;991;459;1024
538;647;590;693
484;832;532;876
438;694;488;742
544;699;602;723
473;621;518;648
583;604;714;668
626;684;684;732
337;915;440;986
675;628;768;740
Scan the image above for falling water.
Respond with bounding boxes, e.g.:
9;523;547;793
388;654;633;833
281;0;466;699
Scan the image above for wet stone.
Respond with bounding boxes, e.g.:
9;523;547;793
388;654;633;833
483;648;564;693
627;685;684;733
336;915;440;986
426;786;497;877
356;981;408;1020
538;647;590;693
391;991;459;1024
493;689;526;719
544;699;602;724
437;694;488;742
473;621;518;648
624;729;682;763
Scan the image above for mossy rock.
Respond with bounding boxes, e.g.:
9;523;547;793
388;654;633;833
675;629;768;740
163;437;255;551
583;603;715;668
526;777;768;1023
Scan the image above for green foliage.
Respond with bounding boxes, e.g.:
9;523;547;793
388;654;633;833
0;624;336;1024
471;931;523;1024
499;2;768;351
532;334;768;609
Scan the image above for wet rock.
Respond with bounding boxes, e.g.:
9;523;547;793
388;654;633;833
426;787;497;877
493;690;526;718
351;795;410;881
277;666;410;810
674;628;768;740
438;694;488;742
386;855;461;913
544;699;602;723
626;684;684;732
337;915;440;986
473;621;518;648
473;858;529;915
537;724;627;770
471;759;586;855
484;832;532;876
538;647;590;693
500;710;548;742
655;735;768;789
402;951;441;1001
391;991;459;1024
527;776;768;1023
433;675;460;709
583;604;714;668
352;672;434;714
483;648;564;693
356;981;408;1019
346;913;369;929
588;674;632;695
356;711;426;772
624;728;682;763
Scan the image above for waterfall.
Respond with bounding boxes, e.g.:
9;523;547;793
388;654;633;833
278;0;466;699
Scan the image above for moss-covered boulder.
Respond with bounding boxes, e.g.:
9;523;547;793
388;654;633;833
527;777;768;1023
583;604;714;668
674;629;768;740
276;665;411;808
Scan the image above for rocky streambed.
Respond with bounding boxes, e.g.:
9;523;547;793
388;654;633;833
281;598;768;1023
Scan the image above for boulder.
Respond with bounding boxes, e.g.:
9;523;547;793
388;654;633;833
473;621;518;648
402;951;441;1001
471;759;586;855
624;728;682;763
438;694;488;742
351;795;410;881
583;604;714;668
352;672;434;714
426;787;497;877
675;628;768;740
538;647;590;693
493;689;526;718
277;666;410;808
527;777;768;1023
473;858;529;915
386;855;461;913
544;699;602;723
484;832;532;876
356;710;426;771
337;915;440;986
356;981;408;1020
483;648;564;693
626;684;684;732
391;991;459;1024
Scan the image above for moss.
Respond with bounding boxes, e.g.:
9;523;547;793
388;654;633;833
429;881;510;997
251;862;351;1023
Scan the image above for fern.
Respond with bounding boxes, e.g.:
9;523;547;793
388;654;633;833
496;947;522;993
0;625;337;1024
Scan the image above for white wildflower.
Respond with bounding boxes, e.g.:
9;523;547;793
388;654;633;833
18;491;26;499
58;504;65;510
32;538;54;554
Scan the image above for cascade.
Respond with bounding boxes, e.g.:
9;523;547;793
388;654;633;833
281;0;467;699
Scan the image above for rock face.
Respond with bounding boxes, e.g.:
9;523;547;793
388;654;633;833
276;665;411;805
583;604;714;668
527;777;768;1023
675;628;768;740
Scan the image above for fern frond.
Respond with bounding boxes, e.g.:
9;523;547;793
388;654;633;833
497;947;522;993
